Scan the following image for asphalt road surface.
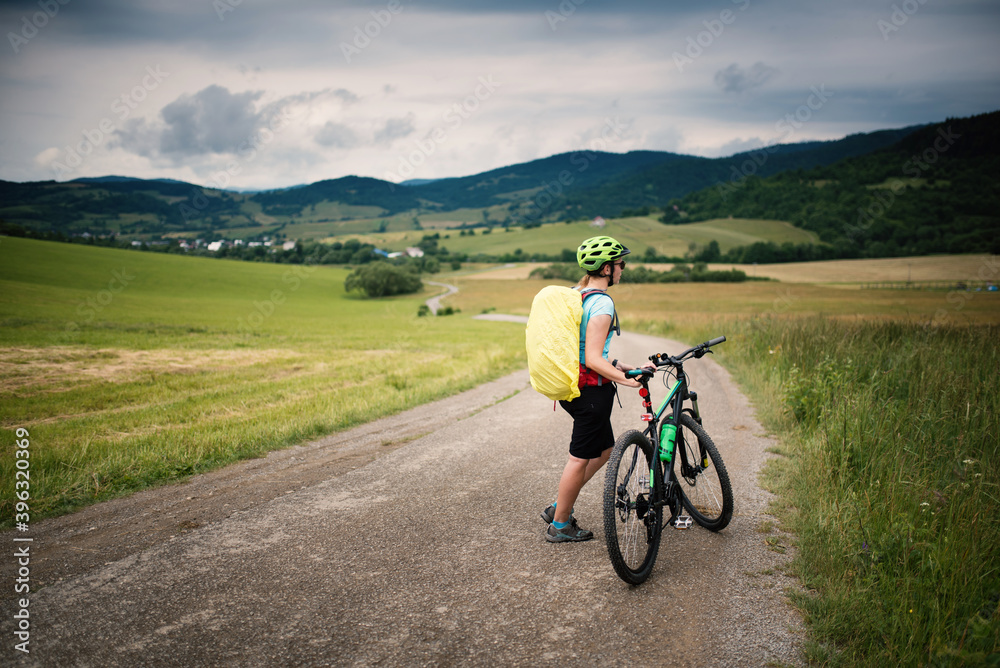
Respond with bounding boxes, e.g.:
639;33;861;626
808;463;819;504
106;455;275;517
424;281;459;315
5;326;804;667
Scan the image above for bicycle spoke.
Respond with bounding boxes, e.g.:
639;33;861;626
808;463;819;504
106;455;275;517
603;430;662;585
673;414;733;531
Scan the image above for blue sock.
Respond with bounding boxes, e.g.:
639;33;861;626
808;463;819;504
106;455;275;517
553;519;570;530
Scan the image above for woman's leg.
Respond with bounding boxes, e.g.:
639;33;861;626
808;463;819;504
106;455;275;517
583;447;612;484
553;455;588;524
553;446;611;524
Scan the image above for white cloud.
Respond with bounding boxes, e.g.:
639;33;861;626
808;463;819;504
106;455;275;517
315;122;359;149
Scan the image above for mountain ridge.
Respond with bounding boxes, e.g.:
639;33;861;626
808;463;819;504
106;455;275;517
0;115;986;244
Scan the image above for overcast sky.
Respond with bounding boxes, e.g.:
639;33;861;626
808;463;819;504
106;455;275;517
1;0;998;189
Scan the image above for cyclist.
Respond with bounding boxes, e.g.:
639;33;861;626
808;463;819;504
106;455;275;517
542;236;652;542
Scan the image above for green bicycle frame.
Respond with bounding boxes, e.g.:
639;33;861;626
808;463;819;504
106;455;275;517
645;375;682;485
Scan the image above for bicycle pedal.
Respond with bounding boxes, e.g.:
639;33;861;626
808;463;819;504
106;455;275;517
673;515;693;530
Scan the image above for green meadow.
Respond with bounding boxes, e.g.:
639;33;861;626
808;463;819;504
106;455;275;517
339;216;817;258
0;237;524;522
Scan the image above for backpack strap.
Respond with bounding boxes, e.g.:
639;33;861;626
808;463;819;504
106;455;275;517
580;288;619;336
578;289;619;388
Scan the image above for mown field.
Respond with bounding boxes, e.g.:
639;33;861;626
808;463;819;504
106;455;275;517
0;237;525;523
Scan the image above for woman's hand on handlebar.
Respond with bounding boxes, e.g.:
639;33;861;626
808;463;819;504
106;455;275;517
618;361;656;388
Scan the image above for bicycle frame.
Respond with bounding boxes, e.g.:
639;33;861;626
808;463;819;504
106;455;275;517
635;364;705;523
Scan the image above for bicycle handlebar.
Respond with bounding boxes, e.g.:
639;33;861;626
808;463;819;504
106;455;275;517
648;335;727;368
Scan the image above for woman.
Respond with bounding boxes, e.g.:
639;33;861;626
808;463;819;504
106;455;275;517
543;235;652;542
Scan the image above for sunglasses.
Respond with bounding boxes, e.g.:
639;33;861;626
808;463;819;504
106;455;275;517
614;260;627;269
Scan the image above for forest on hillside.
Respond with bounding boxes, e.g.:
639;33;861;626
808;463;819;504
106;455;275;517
662;111;1000;261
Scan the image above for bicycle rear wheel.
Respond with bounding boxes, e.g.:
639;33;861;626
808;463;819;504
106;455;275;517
603;430;662;585
673;412;733;531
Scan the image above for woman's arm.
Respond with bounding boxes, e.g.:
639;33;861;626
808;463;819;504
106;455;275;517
584;314;638;387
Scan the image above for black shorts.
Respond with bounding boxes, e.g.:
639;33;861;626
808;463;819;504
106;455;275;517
559;383;616;460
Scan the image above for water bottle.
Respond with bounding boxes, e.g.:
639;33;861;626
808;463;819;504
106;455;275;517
659;423;676;462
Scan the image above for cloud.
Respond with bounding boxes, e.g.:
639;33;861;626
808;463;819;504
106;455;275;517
711;136;767;158
373;113;416;145
332;88;359;104
32;147;62;169
159;85;265;155
111;85;266;159
714;62;780;94
315;121;359;148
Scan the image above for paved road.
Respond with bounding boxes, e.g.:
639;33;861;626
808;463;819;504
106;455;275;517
6;327;804;667
424;281;459;315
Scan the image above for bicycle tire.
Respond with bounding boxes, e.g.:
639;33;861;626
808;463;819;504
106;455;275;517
603;429;662;585
673;412;733;531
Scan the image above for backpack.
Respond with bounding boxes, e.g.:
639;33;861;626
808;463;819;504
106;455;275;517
525;286;616;402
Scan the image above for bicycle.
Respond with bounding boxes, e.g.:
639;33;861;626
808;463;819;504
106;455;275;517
603;336;734;585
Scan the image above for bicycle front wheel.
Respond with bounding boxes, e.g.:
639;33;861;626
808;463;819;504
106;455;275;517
673;412;733;531
603;430;662;585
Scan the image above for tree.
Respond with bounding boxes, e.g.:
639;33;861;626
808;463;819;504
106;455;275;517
696;240;721;263
344;262;423;298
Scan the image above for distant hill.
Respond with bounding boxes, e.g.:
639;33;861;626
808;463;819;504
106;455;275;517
71;176;190;186
398;179;441;187
2;115;992;252
556;126;927;220
253;176;423;216
408;149;681;214
664;111;1000;260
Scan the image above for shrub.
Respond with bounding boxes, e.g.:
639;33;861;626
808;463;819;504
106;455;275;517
344;262;422;298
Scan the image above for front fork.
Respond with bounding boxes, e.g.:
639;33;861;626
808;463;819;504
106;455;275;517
687;391;702;425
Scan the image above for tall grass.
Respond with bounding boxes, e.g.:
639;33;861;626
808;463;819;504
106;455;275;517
726;318;999;665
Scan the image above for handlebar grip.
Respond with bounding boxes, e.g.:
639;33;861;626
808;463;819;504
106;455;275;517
707;336;727;347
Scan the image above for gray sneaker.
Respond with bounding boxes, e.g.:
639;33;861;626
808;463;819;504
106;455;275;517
540;504;558;524
545;521;594;543
540;505;581;526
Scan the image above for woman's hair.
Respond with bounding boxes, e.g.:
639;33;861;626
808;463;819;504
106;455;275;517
575;266;606;289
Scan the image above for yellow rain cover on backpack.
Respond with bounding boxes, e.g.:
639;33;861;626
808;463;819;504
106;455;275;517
525;285;584;402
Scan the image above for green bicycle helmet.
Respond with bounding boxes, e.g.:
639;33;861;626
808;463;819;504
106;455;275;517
577;235;631;271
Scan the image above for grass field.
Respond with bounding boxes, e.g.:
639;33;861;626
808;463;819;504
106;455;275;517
467;254;998;287
446;274;1000;329
728;319;999;666
0;237;525;524
341;216;818;257
707;254;999;285
4;237;998;663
